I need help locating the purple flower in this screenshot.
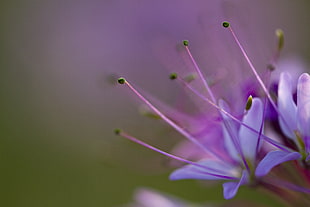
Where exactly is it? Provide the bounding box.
[116,20,310,201]
[255,72,310,177]
[170,98,264,199]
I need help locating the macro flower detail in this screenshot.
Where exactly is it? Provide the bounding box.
[170,98,264,199]
[116,21,310,204]
[256,72,310,177]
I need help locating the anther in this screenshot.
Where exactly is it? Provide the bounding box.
[114,128,122,135]
[139,106,161,120]
[183,40,189,46]
[245,95,253,111]
[222,21,230,28]
[169,73,178,80]
[117,77,126,84]
[275,29,284,51]
[184,73,197,83]
[267,64,276,71]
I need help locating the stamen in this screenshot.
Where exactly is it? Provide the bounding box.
[139,105,161,120]
[116,129,237,180]
[182,40,189,46]
[170,76,246,172]
[182,40,216,102]
[222,22,275,107]
[222,21,230,28]
[223,22,293,139]
[177,77,290,152]
[245,95,253,111]
[169,73,178,80]
[118,77,126,84]
[276,29,284,51]
[117,77,223,159]
[184,73,197,83]
[268,29,285,71]
[114,128,122,135]
[182,36,250,170]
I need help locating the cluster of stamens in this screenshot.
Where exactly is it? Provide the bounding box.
[114,21,310,198]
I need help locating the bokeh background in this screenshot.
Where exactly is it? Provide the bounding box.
[1,0,310,206]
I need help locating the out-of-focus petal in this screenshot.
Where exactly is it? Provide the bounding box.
[297,73,310,151]
[238,98,263,162]
[169,159,238,181]
[133,188,195,207]
[255,151,301,177]
[223,170,248,199]
[278,72,297,140]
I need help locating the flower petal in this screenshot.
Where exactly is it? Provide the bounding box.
[297,73,310,151]
[278,72,297,140]
[223,170,248,199]
[169,160,237,181]
[255,151,301,177]
[238,98,263,162]
[134,188,191,207]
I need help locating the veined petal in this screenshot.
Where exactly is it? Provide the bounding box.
[218,99,239,161]
[169,160,238,181]
[223,170,248,199]
[297,73,310,151]
[278,72,297,140]
[239,98,263,162]
[255,151,301,177]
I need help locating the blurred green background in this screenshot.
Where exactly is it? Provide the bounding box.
[1,0,310,206]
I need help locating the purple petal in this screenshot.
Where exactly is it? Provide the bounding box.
[134,188,190,207]
[238,98,263,162]
[297,73,310,151]
[278,72,297,140]
[223,170,248,199]
[218,99,239,161]
[255,151,301,177]
[169,160,237,181]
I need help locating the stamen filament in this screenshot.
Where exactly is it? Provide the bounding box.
[120,78,223,159]
[224,23,294,143]
[183,43,216,103]
[184,43,249,171]
[118,130,237,180]
[178,77,290,152]
[226,25,277,111]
